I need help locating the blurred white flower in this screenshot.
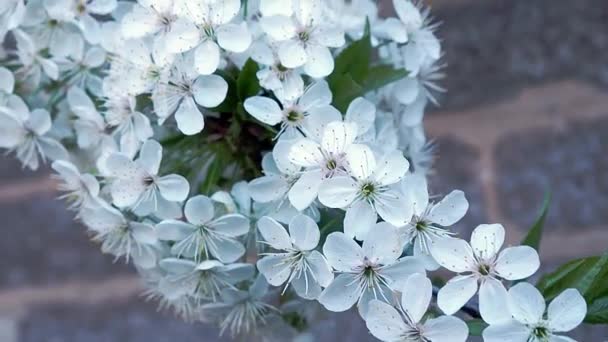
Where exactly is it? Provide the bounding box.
[156,195,249,263]
[52,160,100,210]
[105,139,190,217]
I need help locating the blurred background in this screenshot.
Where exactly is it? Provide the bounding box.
[1,0,607,341]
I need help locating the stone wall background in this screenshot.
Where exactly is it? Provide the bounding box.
[1,0,607,341]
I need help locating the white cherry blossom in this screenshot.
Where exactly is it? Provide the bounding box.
[256,215,333,299]
[319,145,412,239]
[52,160,100,210]
[366,273,469,342]
[483,283,587,342]
[156,195,249,263]
[105,139,190,218]
[432,224,540,324]
[43,0,117,44]
[259,0,345,78]
[319,223,425,317]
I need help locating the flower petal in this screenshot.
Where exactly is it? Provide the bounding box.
[507,282,546,325]
[373,150,409,186]
[288,170,323,211]
[423,315,469,342]
[317,176,358,208]
[192,75,228,108]
[365,300,408,341]
[243,96,283,125]
[482,320,532,342]
[343,200,377,240]
[194,40,221,75]
[321,121,358,155]
[303,44,334,78]
[547,289,587,332]
[345,97,375,135]
[249,175,288,203]
[175,96,204,135]
[257,254,292,286]
[470,223,505,260]
[217,23,251,53]
[322,232,363,272]
[288,214,320,251]
[157,174,190,202]
[184,195,215,225]
[318,273,360,312]
[479,278,511,324]
[288,138,324,167]
[495,246,540,281]
[363,222,402,265]
[156,220,194,241]
[306,250,334,287]
[437,274,478,315]
[345,144,376,181]
[257,216,292,250]
[431,237,476,273]
[278,39,307,68]
[427,190,469,226]
[401,273,432,323]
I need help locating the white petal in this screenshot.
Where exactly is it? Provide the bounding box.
[345,144,376,181]
[137,139,162,175]
[495,246,540,281]
[278,39,307,68]
[431,237,476,273]
[423,316,469,342]
[288,138,324,167]
[550,336,577,342]
[259,15,297,40]
[192,75,228,108]
[156,220,194,241]
[317,176,358,208]
[175,96,204,135]
[184,195,215,226]
[210,214,249,237]
[507,282,546,325]
[248,175,288,202]
[259,0,293,16]
[318,273,360,312]
[257,216,292,250]
[365,300,408,341]
[300,105,342,141]
[121,5,161,39]
[314,25,345,48]
[217,23,251,53]
[243,96,283,125]
[0,67,15,93]
[163,18,200,54]
[376,17,408,43]
[345,97,376,135]
[373,150,409,186]
[363,223,402,265]
[547,289,587,332]
[322,232,363,272]
[306,250,333,287]
[131,222,157,244]
[194,40,221,75]
[257,254,292,286]
[27,108,52,136]
[401,173,429,215]
[291,267,322,300]
[437,274,478,315]
[470,223,505,260]
[343,200,377,240]
[157,174,190,202]
[159,258,196,274]
[303,44,334,78]
[380,256,426,288]
[401,273,432,323]
[207,236,245,263]
[288,170,323,211]
[288,214,320,251]
[0,114,24,148]
[375,189,412,227]
[298,80,333,109]
[482,321,531,342]
[321,121,357,155]
[479,278,511,324]
[427,190,469,226]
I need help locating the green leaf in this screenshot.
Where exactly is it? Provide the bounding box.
[586,296,608,324]
[361,65,409,94]
[466,320,487,336]
[331,32,371,83]
[328,73,364,112]
[521,191,551,251]
[237,59,260,101]
[537,251,608,301]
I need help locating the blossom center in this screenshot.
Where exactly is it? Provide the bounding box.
[531,325,550,340]
[286,110,304,123]
[297,30,310,43]
[360,182,376,198]
[478,263,492,276]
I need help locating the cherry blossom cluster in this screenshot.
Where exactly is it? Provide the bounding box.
[0,0,588,341]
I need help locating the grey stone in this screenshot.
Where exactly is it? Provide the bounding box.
[0,193,132,289]
[429,138,488,237]
[18,299,376,342]
[0,155,48,183]
[495,118,608,231]
[430,0,608,110]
